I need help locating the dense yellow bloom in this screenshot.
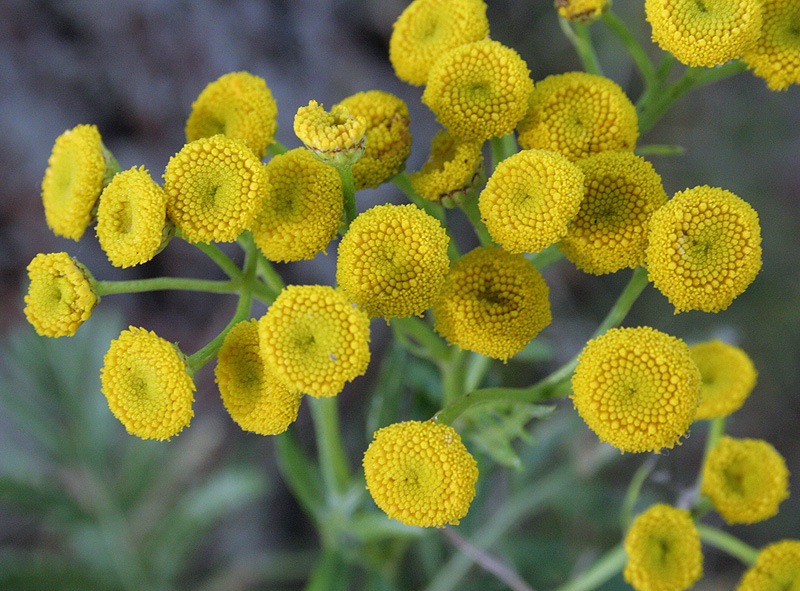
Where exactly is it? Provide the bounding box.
[572,327,701,453]
[24,252,97,338]
[250,148,342,262]
[737,540,800,591]
[293,100,366,167]
[422,38,533,141]
[336,204,450,318]
[215,319,302,435]
[336,91,412,191]
[743,0,800,91]
[432,246,552,360]
[691,340,757,420]
[559,152,667,275]
[185,71,278,159]
[163,135,267,243]
[646,186,762,313]
[409,130,484,204]
[96,166,170,268]
[41,124,111,240]
[624,504,703,591]
[645,0,762,67]
[258,285,371,398]
[701,436,789,525]
[101,327,195,440]
[517,72,638,161]
[389,0,489,86]
[363,420,478,527]
[556,0,608,23]
[479,149,584,253]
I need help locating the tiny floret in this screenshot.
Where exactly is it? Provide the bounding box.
[215,319,302,435]
[101,327,195,440]
[185,71,278,159]
[571,326,701,453]
[690,340,757,420]
[258,285,371,398]
[556,0,608,23]
[409,130,484,205]
[737,540,800,591]
[422,38,533,141]
[363,420,478,527]
[336,204,450,318]
[293,100,366,167]
[24,252,98,338]
[701,436,789,525]
[624,504,703,591]
[646,186,762,313]
[742,0,800,91]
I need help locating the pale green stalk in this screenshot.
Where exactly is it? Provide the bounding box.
[309,396,351,498]
[551,543,626,591]
[559,18,603,76]
[96,277,239,296]
[696,524,759,565]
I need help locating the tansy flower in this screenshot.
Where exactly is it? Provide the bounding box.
[559,152,667,275]
[363,420,478,528]
[432,246,552,360]
[250,148,342,262]
[742,0,800,91]
[409,130,484,205]
[691,340,757,420]
[645,0,762,67]
[422,38,533,141]
[571,326,701,453]
[96,166,171,268]
[336,204,450,318]
[646,186,762,313]
[185,71,278,159]
[623,504,703,591]
[556,0,608,23]
[41,124,116,240]
[701,436,789,525]
[293,100,366,168]
[336,91,412,191]
[389,0,489,86]
[215,319,302,435]
[479,149,584,254]
[101,327,195,440]
[517,72,639,161]
[737,540,800,591]
[24,252,98,338]
[163,135,267,243]
[258,285,371,398]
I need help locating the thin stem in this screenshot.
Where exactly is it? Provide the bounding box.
[443,529,535,591]
[441,348,468,407]
[620,455,659,529]
[692,416,726,515]
[391,315,452,362]
[489,135,517,173]
[95,277,239,296]
[601,11,657,89]
[551,543,626,591]
[559,18,603,76]
[309,397,351,498]
[634,144,686,157]
[255,252,286,295]
[336,165,358,232]
[267,140,289,156]
[460,196,492,246]
[274,430,324,520]
[194,241,244,280]
[527,245,564,271]
[696,524,759,566]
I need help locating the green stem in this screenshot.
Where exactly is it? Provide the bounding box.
[601,11,657,89]
[559,18,603,76]
[193,241,244,280]
[304,548,350,591]
[634,144,686,157]
[95,277,239,296]
[336,165,358,232]
[268,140,289,156]
[309,397,351,498]
[274,430,324,520]
[489,135,517,172]
[696,524,759,566]
[527,245,564,271]
[692,416,726,515]
[391,315,452,362]
[620,455,658,529]
[552,543,626,591]
[441,349,468,407]
[460,196,492,247]
[255,251,286,295]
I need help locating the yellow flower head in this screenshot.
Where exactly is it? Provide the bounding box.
[24,252,98,338]
[185,71,278,159]
[572,326,701,453]
[432,246,552,361]
[101,327,195,440]
[96,166,171,268]
[743,0,800,91]
[645,0,762,67]
[559,152,668,275]
[409,130,484,205]
[556,0,608,23]
[336,204,450,318]
[389,0,489,86]
[215,319,302,435]
[363,420,478,527]
[293,100,366,167]
[422,38,533,141]
[250,148,342,262]
[258,285,371,398]
[41,124,113,240]
[479,149,584,254]
[737,540,800,591]
[691,340,757,420]
[163,135,267,243]
[624,504,703,591]
[517,72,639,161]
[336,91,412,191]
[701,436,789,525]
[646,186,762,313]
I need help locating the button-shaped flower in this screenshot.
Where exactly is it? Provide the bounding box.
[556,0,608,23]
[743,0,800,91]
[293,100,366,168]
[690,340,757,420]
[737,540,800,591]
[409,130,484,205]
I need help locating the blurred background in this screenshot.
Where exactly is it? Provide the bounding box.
[1,1,798,590]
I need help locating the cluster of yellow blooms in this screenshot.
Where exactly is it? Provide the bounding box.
[22,0,799,577]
